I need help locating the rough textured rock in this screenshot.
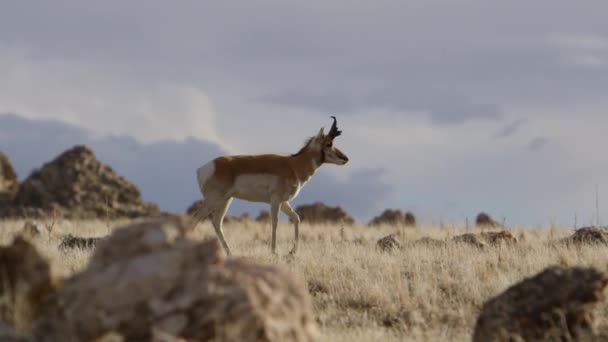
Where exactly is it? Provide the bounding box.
[20,222,41,240]
[0,151,19,207]
[2,145,159,219]
[256,210,271,223]
[479,230,518,246]
[561,226,608,246]
[185,199,205,217]
[452,233,486,249]
[368,209,416,227]
[295,202,354,225]
[476,212,500,227]
[411,237,447,248]
[377,234,401,251]
[58,234,106,251]
[36,218,318,342]
[0,322,31,342]
[473,266,608,341]
[0,237,57,333]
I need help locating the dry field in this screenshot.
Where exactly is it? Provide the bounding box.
[2,219,608,341]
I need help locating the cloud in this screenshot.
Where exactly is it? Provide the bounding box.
[0,45,224,148]
[528,137,549,151]
[261,88,503,125]
[496,119,528,138]
[547,32,608,50]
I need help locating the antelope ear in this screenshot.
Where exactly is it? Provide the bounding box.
[316,127,325,140]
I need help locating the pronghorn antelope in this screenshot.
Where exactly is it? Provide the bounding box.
[193,116,349,256]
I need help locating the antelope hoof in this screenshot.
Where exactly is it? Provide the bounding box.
[289,247,298,255]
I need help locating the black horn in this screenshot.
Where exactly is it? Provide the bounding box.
[328,115,342,139]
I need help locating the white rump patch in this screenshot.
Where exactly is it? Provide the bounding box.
[196,161,215,191]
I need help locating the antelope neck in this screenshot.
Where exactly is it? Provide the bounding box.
[292,150,322,184]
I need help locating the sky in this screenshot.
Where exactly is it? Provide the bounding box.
[1,1,608,226]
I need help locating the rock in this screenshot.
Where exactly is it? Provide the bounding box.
[255,210,271,223]
[476,212,501,227]
[36,218,318,341]
[473,266,608,341]
[223,212,251,224]
[479,230,517,246]
[295,202,354,225]
[21,222,42,239]
[0,237,57,333]
[452,233,486,249]
[369,209,416,227]
[377,234,401,251]
[185,199,205,217]
[0,322,31,342]
[2,145,159,219]
[411,237,447,248]
[561,226,608,246]
[58,234,106,251]
[0,151,19,207]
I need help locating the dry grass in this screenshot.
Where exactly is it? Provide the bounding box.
[2,219,608,341]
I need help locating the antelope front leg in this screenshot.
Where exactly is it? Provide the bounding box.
[270,201,282,255]
[281,202,300,255]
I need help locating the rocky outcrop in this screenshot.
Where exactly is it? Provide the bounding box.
[0,237,57,333]
[0,218,318,341]
[1,145,159,219]
[452,233,487,249]
[452,231,517,248]
[479,230,518,246]
[368,209,416,227]
[476,212,501,227]
[474,266,608,341]
[295,202,354,225]
[376,234,400,252]
[0,151,19,207]
[560,226,608,246]
[256,210,271,223]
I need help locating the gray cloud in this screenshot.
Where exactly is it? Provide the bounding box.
[496,119,528,138]
[528,137,549,151]
[262,88,503,125]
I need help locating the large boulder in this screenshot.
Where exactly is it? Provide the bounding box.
[476,212,501,227]
[452,231,517,248]
[2,145,159,219]
[255,210,271,223]
[295,202,354,225]
[368,209,416,227]
[0,237,57,333]
[35,218,318,341]
[561,226,608,246]
[0,151,19,207]
[474,266,608,341]
[376,234,401,252]
[479,230,517,246]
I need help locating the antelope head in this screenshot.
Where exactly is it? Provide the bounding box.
[314,116,349,165]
